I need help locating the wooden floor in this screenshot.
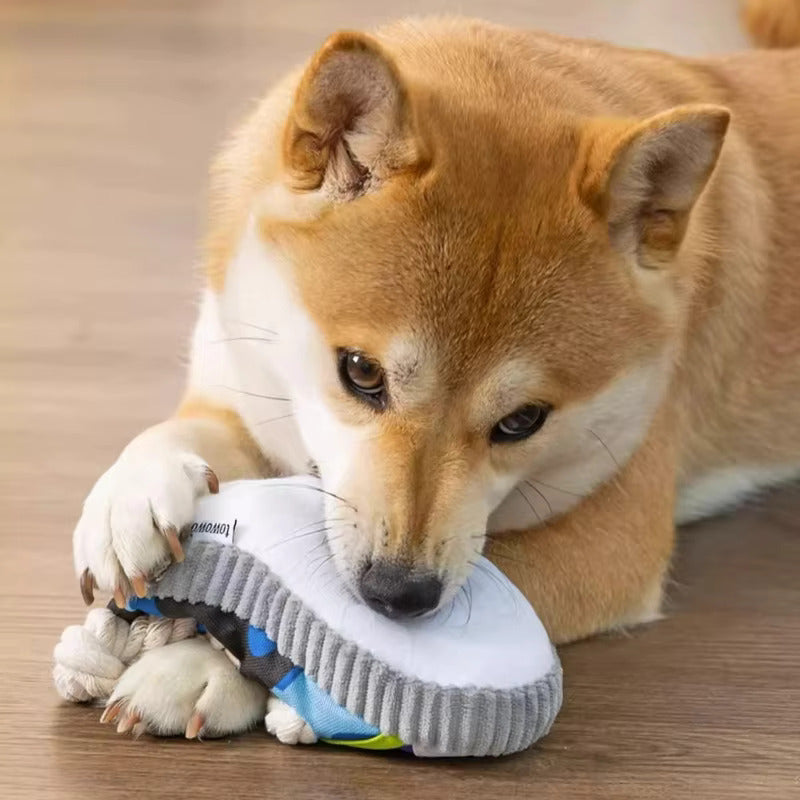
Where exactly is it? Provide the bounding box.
[1,1,798,798]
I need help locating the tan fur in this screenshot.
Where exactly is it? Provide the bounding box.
[176,398,277,480]
[743,0,800,47]
[168,15,800,642]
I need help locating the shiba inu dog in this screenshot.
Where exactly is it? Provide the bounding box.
[71,4,800,739]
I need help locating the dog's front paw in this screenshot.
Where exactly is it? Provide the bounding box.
[103,638,268,738]
[265,696,317,745]
[73,441,218,603]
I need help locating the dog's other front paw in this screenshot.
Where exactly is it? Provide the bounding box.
[73,438,218,604]
[103,638,267,738]
[265,696,317,745]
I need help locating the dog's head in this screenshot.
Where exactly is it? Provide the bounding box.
[228,30,728,617]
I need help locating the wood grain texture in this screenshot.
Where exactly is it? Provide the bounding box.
[0,2,797,798]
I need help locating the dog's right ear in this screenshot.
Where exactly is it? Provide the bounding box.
[281,32,427,202]
[578,105,730,269]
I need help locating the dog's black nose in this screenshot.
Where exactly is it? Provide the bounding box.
[359,560,442,619]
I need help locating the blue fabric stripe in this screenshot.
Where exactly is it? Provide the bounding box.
[247,626,276,657]
[272,670,380,740]
[127,597,161,616]
[275,665,302,690]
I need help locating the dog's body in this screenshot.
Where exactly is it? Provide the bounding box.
[73,9,800,738]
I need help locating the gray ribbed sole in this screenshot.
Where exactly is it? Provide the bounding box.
[155,542,562,756]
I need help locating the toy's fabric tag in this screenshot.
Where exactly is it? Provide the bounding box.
[188,516,238,545]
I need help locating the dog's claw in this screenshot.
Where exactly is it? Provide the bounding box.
[184,712,204,740]
[131,575,148,598]
[113,585,127,609]
[164,527,184,563]
[100,700,124,724]
[205,468,219,495]
[116,711,141,735]
[79,568,95,605]
[132,721,148,739]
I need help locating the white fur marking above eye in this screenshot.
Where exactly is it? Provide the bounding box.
[469,358,546,430]
[383,334,437,409]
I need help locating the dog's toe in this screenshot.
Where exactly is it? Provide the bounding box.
[265,696,317,745]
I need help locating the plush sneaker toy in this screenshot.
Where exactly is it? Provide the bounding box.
[55,477,562,757]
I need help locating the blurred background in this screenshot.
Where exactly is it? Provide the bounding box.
[4,3,799,800]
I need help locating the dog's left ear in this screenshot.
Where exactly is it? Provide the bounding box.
[579,105,730,268]
[282,31,427,201]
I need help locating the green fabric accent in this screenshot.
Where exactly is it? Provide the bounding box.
[321,733,405,751]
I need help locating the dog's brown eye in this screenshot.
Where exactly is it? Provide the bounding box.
[491,404,550,443]
[338,349,386,408]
